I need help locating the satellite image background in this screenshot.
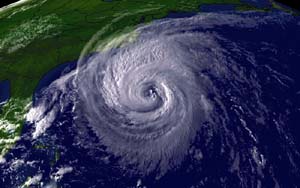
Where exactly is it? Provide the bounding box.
[0,0,300,187]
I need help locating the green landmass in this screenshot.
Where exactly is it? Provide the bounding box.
[0,0,250,99]
[0,0,295,159]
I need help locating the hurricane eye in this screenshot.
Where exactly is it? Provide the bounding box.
[143,85,157,99]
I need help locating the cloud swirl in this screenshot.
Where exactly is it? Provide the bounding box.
[75,21,216,175]
[24,12,300,185]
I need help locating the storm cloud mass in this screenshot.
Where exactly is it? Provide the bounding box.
[11,12,300,187]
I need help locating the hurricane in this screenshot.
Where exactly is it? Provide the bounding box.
[72,11,300,180]
[2,11,300,187]
[75,21,214,176]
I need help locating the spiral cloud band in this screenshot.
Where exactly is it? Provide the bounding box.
[76,23,215,175]
[23,12,300,186]
[75,12,280,176]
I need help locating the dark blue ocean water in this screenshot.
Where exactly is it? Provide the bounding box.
[200,4,236,12]
[240,0,272,8]
[0,80,10,106]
